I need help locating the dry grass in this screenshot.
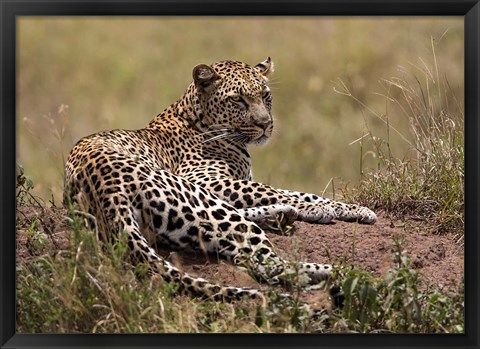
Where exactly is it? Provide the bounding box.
[339,37,464,237]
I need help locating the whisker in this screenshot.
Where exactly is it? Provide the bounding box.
[196,123,235,137]
[198,128,229,136]
[201,132,231,144]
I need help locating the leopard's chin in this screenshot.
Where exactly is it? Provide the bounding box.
[249,134,271,146]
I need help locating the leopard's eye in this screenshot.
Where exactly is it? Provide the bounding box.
[230,95,243,102]
[229,95,247,108]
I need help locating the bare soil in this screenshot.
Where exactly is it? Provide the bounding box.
[16,206,464,295]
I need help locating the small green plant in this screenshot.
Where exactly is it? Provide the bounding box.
[16,163,37,206]
[24,217,48,255]
[420,285,465,333]
[380,235,422,332]
[341,268,378,331]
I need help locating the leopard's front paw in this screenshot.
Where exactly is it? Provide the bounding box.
[298,204,336,224]
[334,203,377,224]
[357,207,377,224]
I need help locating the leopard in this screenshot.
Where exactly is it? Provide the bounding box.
[63,57,377,306]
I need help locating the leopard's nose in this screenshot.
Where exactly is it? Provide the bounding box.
[254,118,272,131]
[250,103,272,130]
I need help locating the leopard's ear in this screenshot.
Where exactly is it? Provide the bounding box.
[193,64,220,91]
[254,57,274,76]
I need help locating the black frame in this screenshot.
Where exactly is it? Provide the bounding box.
[1,1,478,348]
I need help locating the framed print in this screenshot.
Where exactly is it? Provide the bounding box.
[1,1,478,348]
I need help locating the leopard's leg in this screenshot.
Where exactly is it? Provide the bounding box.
[237,204,298,231]
[275,189,377,224]
[183,174,376,225]
[182,175,337,224]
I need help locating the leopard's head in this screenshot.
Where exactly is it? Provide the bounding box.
[191,58,274,146]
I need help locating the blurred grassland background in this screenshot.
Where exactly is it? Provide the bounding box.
[17,17,464,204]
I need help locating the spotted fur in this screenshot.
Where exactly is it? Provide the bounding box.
[64,57,376,303]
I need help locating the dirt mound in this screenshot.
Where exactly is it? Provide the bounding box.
[16,206,464,293]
